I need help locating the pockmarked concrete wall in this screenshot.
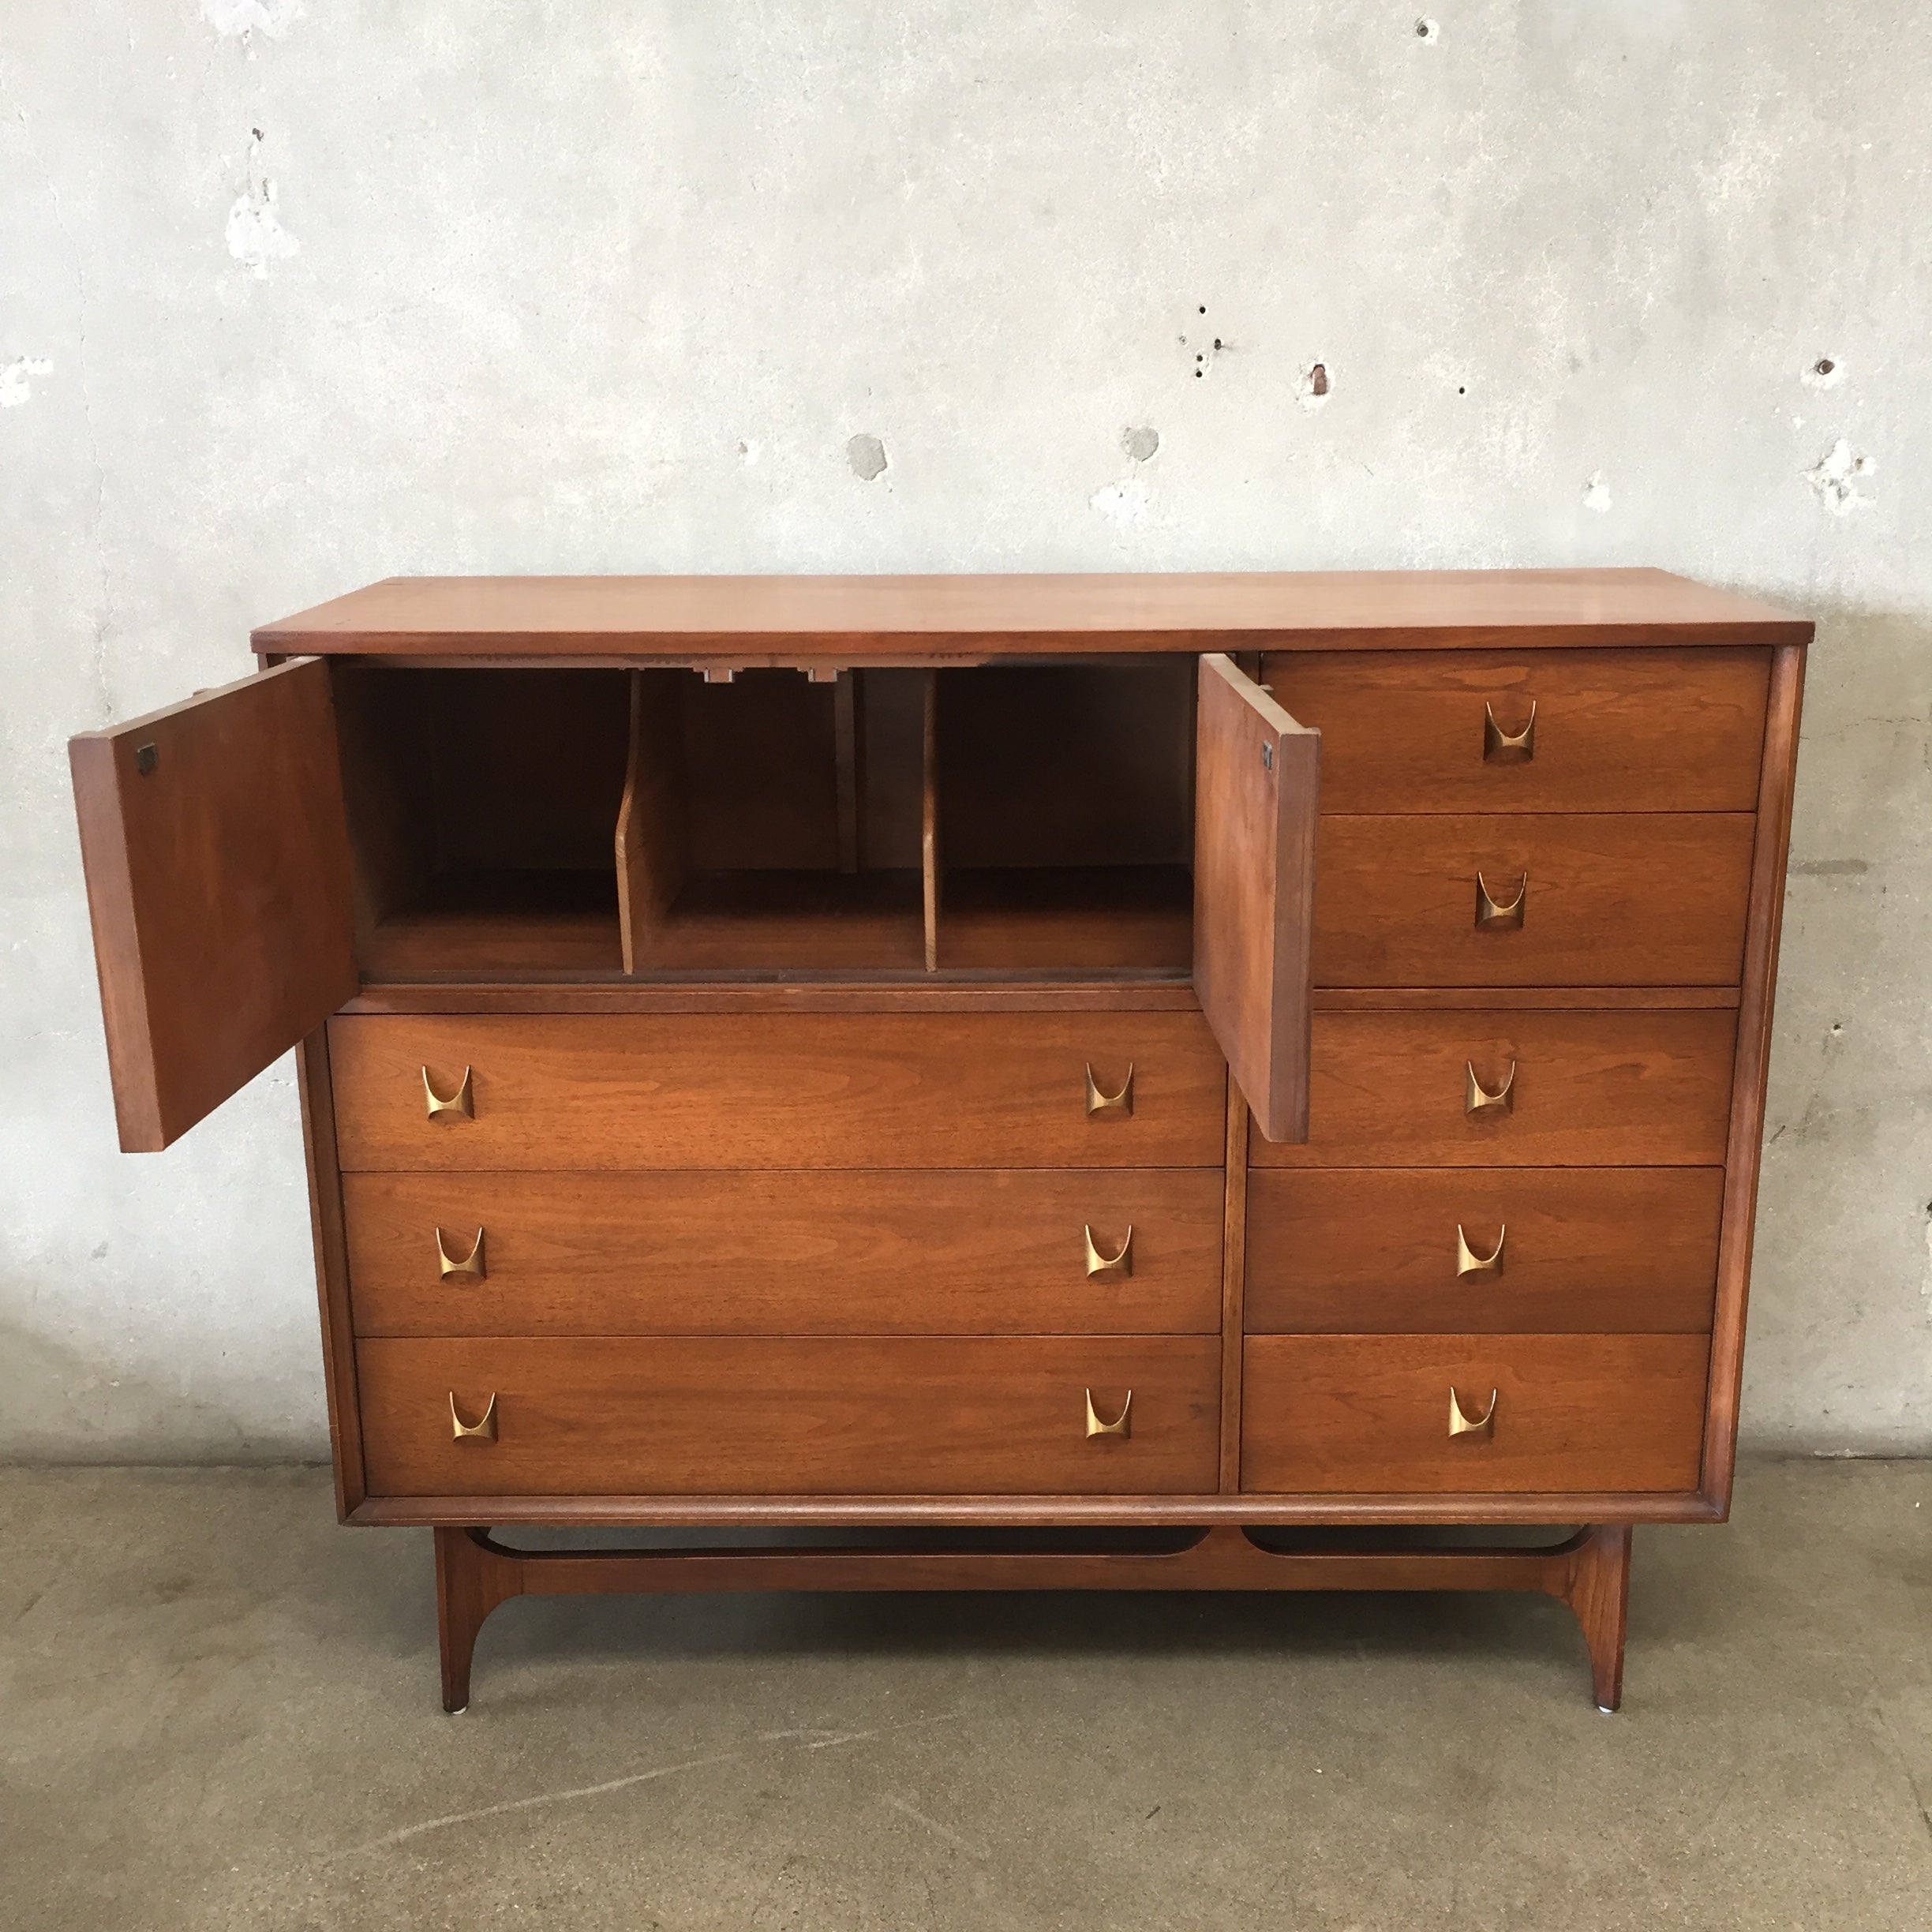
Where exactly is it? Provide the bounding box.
[2,4,1926,1458]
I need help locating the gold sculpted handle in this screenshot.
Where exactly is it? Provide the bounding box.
[1084,1226,1134,1278]
[422,1065,474,1121]
[1084,1062,1135,1116]
[436,1226,487,1281]
[1484,699,1537,762]
[1465,1060,1516,1115]
[1475,871,1528,929]
[1455,1225,1506,1277]
[449,1391,499,1443]
[1448,1387,1497,1439]
[1084,1389,1133,1438]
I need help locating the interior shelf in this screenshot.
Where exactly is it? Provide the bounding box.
[938,866,1193,972]
[361,870,623,978]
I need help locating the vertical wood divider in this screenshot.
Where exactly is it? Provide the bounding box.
[1701,642,1806,1508]
[833,672,862,874]
[615,668,686,975]
[921,669,940,972]
[1219,1077,1249,1492]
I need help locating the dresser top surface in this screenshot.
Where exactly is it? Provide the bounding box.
[254,568,1810,657]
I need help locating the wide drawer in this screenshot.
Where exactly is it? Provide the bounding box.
[345,1169,1224,1337]
[1245,1168,1723,1333]
[358,1336,1221,1496]
[329,1013,1226,1172]
[1261,647,1770,814]
[1241,1334,1709,1493]
[1312,814,1755,987]
[1252,1009,1735,1168]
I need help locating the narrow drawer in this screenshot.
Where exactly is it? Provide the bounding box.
[345,1169,1225,1337]
[329,1013,1226,1172]
[1245,1168,1724,1333]
[1241,1334,1709,1494]
[1312,813,1755,987]
[1252,1010,1735,1168]
[358,1336,1221,1496]
[1261,647,1769,813]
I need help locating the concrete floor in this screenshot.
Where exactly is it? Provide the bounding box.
[1,1462,1926,1931]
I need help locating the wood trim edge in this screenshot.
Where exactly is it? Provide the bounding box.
[350,1490,1722,1528]
[297,1029,365,1518]
[1219,1080,1248,1491]
[1700,642,1805,1511]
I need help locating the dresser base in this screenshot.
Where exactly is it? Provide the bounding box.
[432,1520,1632,1713]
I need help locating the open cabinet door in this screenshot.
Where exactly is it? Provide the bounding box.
[69,657,357,1151]
[1193,654,1320,1143]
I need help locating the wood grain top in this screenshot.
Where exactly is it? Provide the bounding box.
[253,569,1810,657]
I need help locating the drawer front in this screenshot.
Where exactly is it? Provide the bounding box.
[1252,1010,1735,1168]
[1261,648,1769,814]
[358,1336,1221,1496]
[1241,1334,1709,1493]
[329,1013,1226,1172]
[1312,814,1755,987]
[1245,1168,1723,1333]
[345,1170,1224,1337]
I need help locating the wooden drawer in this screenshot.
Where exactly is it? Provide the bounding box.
[1241,1334,1709,1493]
[357,1336,1221,1496]
[1252,1009,1735,1168]
[1261,647,1769,813]
[1245,1168,1723,1333]
[1312,814,1755,987]
[345,1169,1224,1337]
[329,1013,1226,1172]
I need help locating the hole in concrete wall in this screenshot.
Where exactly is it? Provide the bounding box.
[847,434,888,483]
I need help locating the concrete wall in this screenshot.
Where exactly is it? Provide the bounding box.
[2,2,1926,1460]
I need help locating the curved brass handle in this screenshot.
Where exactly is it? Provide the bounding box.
[1084,1389,1133,1438]
[1084,1226,1134,1278]
[1484,699,1537,762]
[449,1391,498,1443]
[1084,1062,1135,1116]
[436,1226,487,1281]
[1455,1224,1506,1276]
[1448,1387,1498,1439]
[422,1065,474,1121]
[1464,1059,1516,1115]
[1475,871,1528,929]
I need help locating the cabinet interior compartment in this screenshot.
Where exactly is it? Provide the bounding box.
[334,658,1194,981]
[335,665,632,975]
[617,668,927,971]
[933,660,1196,972]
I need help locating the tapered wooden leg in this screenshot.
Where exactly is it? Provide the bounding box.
[434,1527,522,1713]
[1554,1524,1633,1713]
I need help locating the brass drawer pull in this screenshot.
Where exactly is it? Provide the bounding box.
[436,1226,487,1281]
[1084,1062,1135,1116]
[422,1065,474,1120]
[1455,1224,1506,1277]
[1465,1059,1516,1115]
[449,1391,498,1443]
[1084,1225,1134,1278]
[1484,699,1537,762]
[1475,871,1528,929]
[1448,1387,1497,1439]
[1084,1389,1133,1438]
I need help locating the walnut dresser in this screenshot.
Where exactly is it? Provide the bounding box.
[68,571,1808,1711]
